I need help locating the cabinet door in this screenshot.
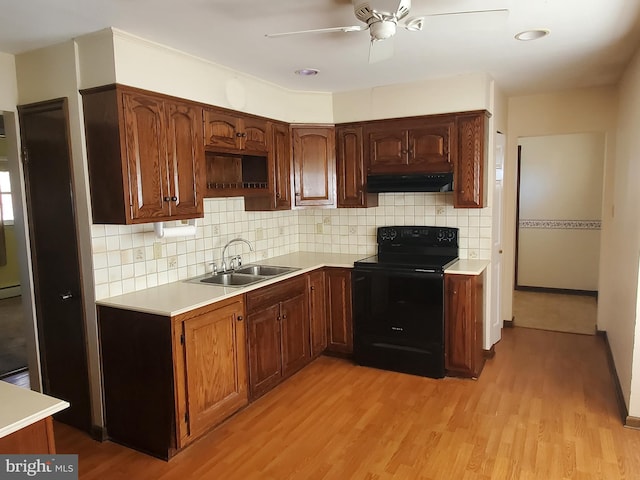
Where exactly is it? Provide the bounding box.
[242,116,269,153]
[367,126,407,173]
[326,268,353,354]
[122,92,170,220]
[244,122,290,211]
[180,300,247,442]
[292,126,336,207]
[408,121,454,172]
[203,109,241,151]
[454,112,487,208]
[308,270,327,357]
[272,122,292,209]
[445,274,483,377]
[280,292,310,377]
[337,126,378,208]
[166,101,203,218]
[247,304,282,399]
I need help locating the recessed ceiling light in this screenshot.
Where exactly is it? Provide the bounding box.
[515,29,550,41]
[295,68,319,76]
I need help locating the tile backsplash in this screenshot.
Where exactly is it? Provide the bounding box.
[92,193,491,300]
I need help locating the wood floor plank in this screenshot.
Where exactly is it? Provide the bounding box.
[53,327,640,479]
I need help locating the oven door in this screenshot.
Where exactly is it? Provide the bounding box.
[352,265,445,378]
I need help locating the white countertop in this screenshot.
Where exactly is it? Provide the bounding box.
[97,251,364,317]
[445,259,490,275]
[0,381,69,438]
[96,251,489,317]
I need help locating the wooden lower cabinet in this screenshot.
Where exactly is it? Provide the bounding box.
[98,296,247,459]
[0,417,56,454]
[173,297,247,446]
[444,272,485,377]
[246,276,310,400]
[325,268,353,354]
[308,269,328,357]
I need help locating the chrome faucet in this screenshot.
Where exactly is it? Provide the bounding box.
[221,237,254,272]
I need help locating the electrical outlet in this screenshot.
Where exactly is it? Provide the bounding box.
[213,225,220,235]
[316,223,324,234]
[153,242,163,259]
[256,227,264,240]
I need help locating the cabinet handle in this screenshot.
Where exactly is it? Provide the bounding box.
[295,192,300,197]
[171,196,178,202]
[236,132,243,137]
[60,291,73,301]
[275,192,281,199]
[277,315,281,321]
[310,286,315,291]
[163,196,171,202]
[282,314,287,320]
[237,315,243,322]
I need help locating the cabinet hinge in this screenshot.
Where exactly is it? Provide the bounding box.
[180,333,185,345]
[21,147,29,165]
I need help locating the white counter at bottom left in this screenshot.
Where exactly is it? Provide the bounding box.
[0,381,70,454]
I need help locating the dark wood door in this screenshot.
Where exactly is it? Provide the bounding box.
[280,292,309,377]
[122,92,170,220]
[165,101,203,218]
[18,98,91,432]
[247,303,282,399]
[308,270,327,357]
[292,126,336,207]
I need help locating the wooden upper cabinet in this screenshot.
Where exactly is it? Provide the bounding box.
[244,121,291,211]
[81,84,204,224]
[292,126,336,207]
[336,125,378,208]
[454,111,488,208]
[174,298,247,445]
[203,108,268,154]
[366,117,454,174]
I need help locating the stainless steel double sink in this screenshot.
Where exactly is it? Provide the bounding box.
[187,264,299,288]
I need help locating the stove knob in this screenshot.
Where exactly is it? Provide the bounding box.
[389,229,397,240]
[437,230,445,241]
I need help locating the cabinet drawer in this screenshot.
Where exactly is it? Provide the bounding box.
[246,276,306,313]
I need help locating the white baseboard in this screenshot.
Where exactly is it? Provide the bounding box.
[0,286,21,299]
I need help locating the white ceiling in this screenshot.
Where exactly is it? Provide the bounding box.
[1,0,640,95]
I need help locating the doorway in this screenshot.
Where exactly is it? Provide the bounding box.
[514,133,604,334]
[18,99,91,432]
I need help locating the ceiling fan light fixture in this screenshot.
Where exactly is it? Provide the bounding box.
[369,20,397,40]
[515,29,549,41]
[404,17,424,32]
[295,68,320,76]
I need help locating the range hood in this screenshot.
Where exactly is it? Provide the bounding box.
[366,172,454,193]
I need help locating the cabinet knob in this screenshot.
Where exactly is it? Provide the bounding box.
[236,132,243,137]
[282,314,287,319]
[310,286,315,291]
[275,192,281,199]
[237,315,243,322]
[295,192,300,197]
[163,196,171,202]
[171,196,178,202]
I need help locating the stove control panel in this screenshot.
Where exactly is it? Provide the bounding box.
[377,226,458,247]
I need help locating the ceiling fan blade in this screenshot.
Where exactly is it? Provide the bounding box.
[369,38,395,64]
[420,8,509,19]
[265,25,367,38]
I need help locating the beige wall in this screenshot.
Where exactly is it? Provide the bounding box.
[600,45,640,417]
[517,133,604,290]
[0,53,18,111]
[505,87,618,323]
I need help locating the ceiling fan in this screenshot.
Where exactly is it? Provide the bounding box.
[265,0,508,63]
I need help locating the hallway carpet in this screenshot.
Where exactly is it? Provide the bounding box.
[513,290,597,335]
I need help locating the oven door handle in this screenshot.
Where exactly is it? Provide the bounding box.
[353,266,443,279]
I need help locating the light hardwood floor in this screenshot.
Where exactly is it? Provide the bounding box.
[54,327,640,479]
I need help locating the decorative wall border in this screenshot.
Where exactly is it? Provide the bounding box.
[519,219,601,230]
